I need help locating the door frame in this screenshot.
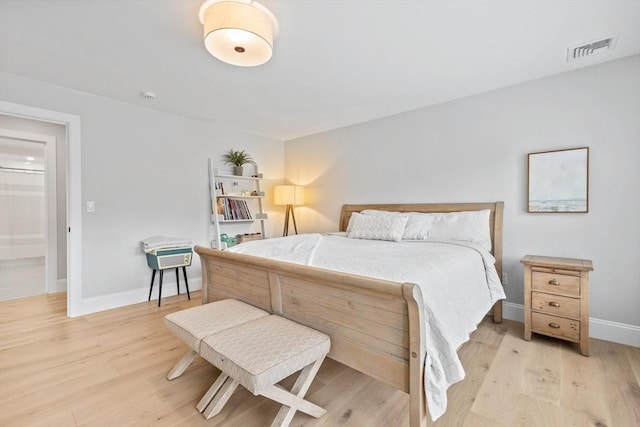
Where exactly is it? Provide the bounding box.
[0,128,57,294]
[0,101,82,317]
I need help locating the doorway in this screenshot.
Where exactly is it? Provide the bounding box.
[0,101,81,317]
[0,128,58,300]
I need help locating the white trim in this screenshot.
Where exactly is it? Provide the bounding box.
[503,302,640,348]
[589,318,640,348]
[71,277,202,317]
[0,128,56,295]
[0,101,82,317]
[503,302,525,323]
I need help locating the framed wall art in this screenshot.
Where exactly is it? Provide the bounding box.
[528,147,589,213]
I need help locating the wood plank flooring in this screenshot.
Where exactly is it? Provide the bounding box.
[0,292,638,426]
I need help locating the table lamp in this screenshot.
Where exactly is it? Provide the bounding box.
[274,185,304,236]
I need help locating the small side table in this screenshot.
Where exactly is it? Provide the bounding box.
[146,247,192,307]
[521,255,593,356]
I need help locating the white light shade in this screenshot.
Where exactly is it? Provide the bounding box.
[199,0,278,67]
[274,185,304,206]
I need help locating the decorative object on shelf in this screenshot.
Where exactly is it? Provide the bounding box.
[274,185,304,236]
[528,147,589,213]
[221,148,255,176]
[236,232,263,243]
[198,0,279,67]
[219,233,237,248]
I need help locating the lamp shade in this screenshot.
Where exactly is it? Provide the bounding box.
[199,0,279,67]
[274,185,304,206]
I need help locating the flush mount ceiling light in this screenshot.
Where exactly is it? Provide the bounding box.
[198,0,279,67]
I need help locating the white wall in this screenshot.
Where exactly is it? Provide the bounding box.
[0,114,67,280]
[285,55,640,332]
[0,72,284,307]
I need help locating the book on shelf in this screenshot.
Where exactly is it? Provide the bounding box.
[219,198,253,220]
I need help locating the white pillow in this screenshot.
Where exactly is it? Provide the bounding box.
[345,210,396,232]
[402,214,437,240]
[347,212,408,242]
[429,209,492,250]
[358,210,435,240]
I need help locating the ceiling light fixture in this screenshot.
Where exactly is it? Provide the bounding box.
[198,0,279,67]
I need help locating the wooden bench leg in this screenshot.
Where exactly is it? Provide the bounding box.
[166,349,197,381]
[196,372,229,412]
[201,375,240,419]
[266,355,328,427]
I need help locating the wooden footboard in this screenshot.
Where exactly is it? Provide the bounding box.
[196,246,429,427]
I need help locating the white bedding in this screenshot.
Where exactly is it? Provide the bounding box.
[228,233,505,421]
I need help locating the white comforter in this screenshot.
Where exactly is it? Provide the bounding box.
[228,233,505,420]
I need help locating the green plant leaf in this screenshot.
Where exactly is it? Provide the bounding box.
[221,149,256,166]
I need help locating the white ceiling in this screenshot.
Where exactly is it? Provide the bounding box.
[1,1,639,141]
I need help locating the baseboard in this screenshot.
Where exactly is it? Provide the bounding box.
[503,302,525,323]
[503,302,640,348]
[70,276,202,317]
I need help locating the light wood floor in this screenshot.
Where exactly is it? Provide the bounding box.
[1,292,638,427]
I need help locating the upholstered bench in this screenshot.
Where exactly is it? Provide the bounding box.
[197,315,331,427]
[164,299,269,380]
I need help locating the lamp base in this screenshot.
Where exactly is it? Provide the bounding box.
[282,204,298,237]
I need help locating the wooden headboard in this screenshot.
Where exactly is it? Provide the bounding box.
[339,202,504,279]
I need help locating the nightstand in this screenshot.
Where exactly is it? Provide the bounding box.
[521,255,593,356]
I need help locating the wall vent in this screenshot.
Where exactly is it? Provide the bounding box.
[140,90,157,100]
[567,36,617,62]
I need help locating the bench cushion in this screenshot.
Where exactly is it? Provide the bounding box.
[200,315,331,395]
[164,299,269,352]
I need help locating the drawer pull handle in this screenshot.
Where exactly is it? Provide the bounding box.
[548,302,560,308]
[548,322,560,329]
[548,279,560,286]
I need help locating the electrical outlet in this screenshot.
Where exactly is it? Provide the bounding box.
[502,272,509,285]
[86,201,95,213]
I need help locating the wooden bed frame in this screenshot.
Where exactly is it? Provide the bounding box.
[195,202,504,427]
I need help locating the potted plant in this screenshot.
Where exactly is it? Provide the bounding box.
[222,149,255,176]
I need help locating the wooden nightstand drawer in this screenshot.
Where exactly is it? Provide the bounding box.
[531,269,580,296]
[531,312,580,341]
[531,291,580,319]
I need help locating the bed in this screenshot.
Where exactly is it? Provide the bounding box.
[195,202,504,426]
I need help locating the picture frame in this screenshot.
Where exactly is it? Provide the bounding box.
[528,147,589,213]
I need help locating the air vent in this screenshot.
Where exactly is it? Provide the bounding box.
[140,90,156,100]
[567,36,617,62]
